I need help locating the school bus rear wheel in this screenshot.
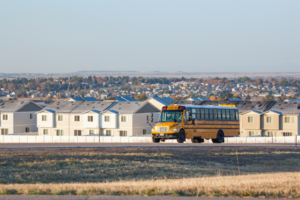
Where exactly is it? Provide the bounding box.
[212,130,224,143]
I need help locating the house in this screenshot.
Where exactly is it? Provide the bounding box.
[101,101,160,137]
[261,101,300,137]
[146,97,172,110]
[239,110,263,137]
[0,101,43,135]
[66,97,99,101]
[36,101,160,137]
[36,101,113,136]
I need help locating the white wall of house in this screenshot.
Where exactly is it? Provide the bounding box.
[37,112,55,128]
[83,113,100,128]
[101,113,118,128]
[0,112,14,134]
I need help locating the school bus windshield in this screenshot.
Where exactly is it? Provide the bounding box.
[159,110,184,122]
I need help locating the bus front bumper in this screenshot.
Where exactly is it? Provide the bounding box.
[152,133,179,139]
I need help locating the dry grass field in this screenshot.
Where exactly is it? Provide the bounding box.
[0,146,299,197]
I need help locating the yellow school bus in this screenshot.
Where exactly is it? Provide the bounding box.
[151,104,239,143]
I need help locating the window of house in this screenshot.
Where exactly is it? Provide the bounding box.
[249,131,255,136]
[105,130,111,136]
[266,116,273,123]
[25,127,30,132]
[104,116,110,122]
[121,116,127,122]
[74,130,82,136]
[267,131,273,137]
[30,114,33,119]
[143,129,147,135]
[89,130,95,135]
[43,129,49,135]
[88,116,93,122]
[1,129,8,135]
[2,114,8,120]
[42,115,47,121]
[283,132,292,136]
[248,116,254,123]
[56,130,64,136]
[74,116,80,121]
[120,130,127,136]
[58,115,63,121]
[284,117,293,123]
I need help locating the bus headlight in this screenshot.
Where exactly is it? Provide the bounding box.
[171,128,179,132]
[151,128,155,132]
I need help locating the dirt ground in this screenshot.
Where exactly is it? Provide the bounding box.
[0,146,299,184]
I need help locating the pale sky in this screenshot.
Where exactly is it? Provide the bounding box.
[1,0,299,73]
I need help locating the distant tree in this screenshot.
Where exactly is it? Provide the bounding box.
[209,96,216,101]
[135,93,147,101]
[106,95,116,100]
[245,95,251,101]
[264,94,274,101]
[79,90,84,96]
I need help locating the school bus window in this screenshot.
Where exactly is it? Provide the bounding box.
[205,109,209,120]
[226,109,230,120]
[217,109,222,120]
[209,109,213,120]
[230,110,235,120]
[160,110,183,122]
[200,109,205,120]
[196,109,200,120]
[235,110,239,120]
[222,109,226,120]
[213,109,218,120]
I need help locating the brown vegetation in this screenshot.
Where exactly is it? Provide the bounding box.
[0,147,299,197]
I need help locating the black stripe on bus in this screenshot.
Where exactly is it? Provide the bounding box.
[184,127,240,130]
[184,123,239,126]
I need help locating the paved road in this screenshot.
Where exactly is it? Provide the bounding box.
[0,143,297,148]
[0,196,297,200]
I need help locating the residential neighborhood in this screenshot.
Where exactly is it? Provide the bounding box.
[0,97,300,138]
[1,76,300,103]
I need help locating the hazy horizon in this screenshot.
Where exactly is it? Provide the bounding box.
[1,0,300,73]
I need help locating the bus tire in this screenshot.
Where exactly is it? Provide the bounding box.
[212,130,224,143]
[177,130,185,143]
[152,138,160,143]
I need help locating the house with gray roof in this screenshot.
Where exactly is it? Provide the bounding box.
[101,101,160,137]
[36,100,160,137]
[0,101,43,135]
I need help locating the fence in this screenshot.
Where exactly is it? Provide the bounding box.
[0,135,299,144]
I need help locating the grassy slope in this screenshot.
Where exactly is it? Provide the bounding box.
[0,147,299,197]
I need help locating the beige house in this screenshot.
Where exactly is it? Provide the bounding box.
[36,101,113,136]
[36,101,160,137]
[240,110,263,137]
[101,101,160,137]
[146,97,172,111]
[240,101,300,137]
[0,101,43,135]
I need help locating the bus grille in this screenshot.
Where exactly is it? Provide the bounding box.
[156,127,169,132]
